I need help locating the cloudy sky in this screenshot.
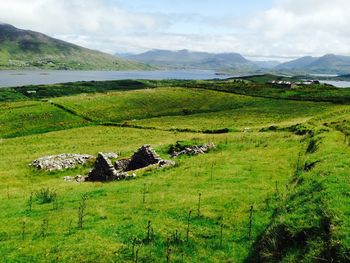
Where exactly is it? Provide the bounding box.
[0,0,349,60]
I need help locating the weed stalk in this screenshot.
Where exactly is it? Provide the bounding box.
[186,210,192,242]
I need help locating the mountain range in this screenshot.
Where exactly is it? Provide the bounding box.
[121,49,350,74]
[121,49,279,72]
[1,23,350,74]
[0,23,150,70]
[275,54,350,74]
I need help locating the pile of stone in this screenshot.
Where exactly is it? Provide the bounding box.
[116,145,174,171]
[31,146,174,183]
[101,152,118,159]
[86,153,132,182]
[170,143,216,158]
[30,154,94,171]
[64,175,87,183]
[86,145,174,182]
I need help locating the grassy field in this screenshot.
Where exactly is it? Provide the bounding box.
[50,88,259,123]
[132,99,344,132]
[0,78,350,262]
[50,87,344,131]
[0,101,89,138]
[0,126,300,262]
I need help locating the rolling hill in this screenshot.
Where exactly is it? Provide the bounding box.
[1,79,350,261]
[121,49,260,72]
[275,54,350,74]
[0,23,151,70]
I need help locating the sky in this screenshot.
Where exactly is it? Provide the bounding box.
[0,0,349,60]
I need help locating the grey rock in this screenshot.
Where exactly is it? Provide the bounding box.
[64,175,88,182]
[101,152,118,159]
[125,173,137,180]
[114,145,175,172]
[114,158,131,171]
[87,153,128,182]
[171,143,216,157]
[125,145,162,171]
[31,154,94,171]
[158,159,176,168]
[64,176,74,182]
[75,174,87,182]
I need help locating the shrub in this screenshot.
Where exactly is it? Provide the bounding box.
[35,187,57,204]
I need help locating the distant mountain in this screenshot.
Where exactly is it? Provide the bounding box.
[252,60,281,69]
[275,54,350,74]
[0,23,150,70]
[121,49,259,72]
[275,56,318,70]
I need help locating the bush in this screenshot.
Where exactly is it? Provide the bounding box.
[35,187,57,204]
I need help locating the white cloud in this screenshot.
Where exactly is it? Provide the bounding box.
[0,0,169,34]
[1,0,350,58]
[248,0,350,56]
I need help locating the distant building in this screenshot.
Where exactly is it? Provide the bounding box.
[268,79,320,88]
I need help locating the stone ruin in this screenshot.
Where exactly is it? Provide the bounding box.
[170,143,216,158]
[31,142,214,183]
[115,145,174,172]
[30,154,94,171]
[86,145,174,182]
[86,153,131,182]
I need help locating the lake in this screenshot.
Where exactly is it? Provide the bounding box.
[1,70,350,88]
[0,70,234,88]
[320,80,350,88]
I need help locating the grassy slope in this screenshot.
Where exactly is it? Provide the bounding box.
[0,25,150,70]
[4,84,344,145]
[0,126,300,262]
[0,101,90,138]
[0,39,151,70]
[183,79,350,104]
[13,80,150,99]
[51,88,260,123]
[0,79,350,261]
[249,127,350,262]
[51,88,344,131]
[133,100,344,132]
[0,88,28,102]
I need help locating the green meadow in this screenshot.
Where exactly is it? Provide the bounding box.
[0,79,350,262]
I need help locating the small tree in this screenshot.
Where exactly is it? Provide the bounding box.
[77,193,88,229]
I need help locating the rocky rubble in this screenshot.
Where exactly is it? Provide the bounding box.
[32,146,174,183]
[170,143,216,157]
[30,154,94,171]
[64,175,87,183]
[115,145,175,172]
[87,153,131,182]
[87,146,172,182]
[101,152,118,159]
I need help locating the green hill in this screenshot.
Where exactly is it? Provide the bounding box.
[0,23,151,70]
[1,79,350,262]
